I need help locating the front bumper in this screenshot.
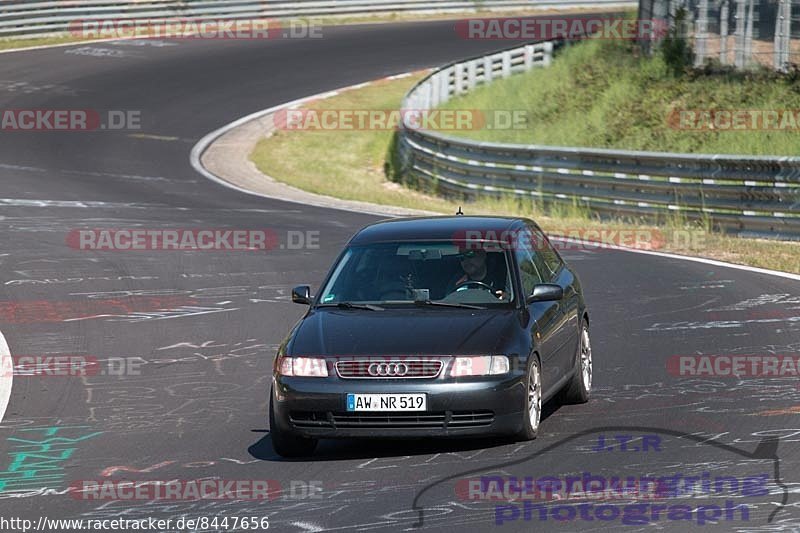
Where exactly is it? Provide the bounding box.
[271,373,527,438]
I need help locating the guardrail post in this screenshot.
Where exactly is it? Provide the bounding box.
[542,42,553,67]
[524,45,534,70]
[454,63,464,95]
[439,67,451,104]
[430,74,440,107]
[423,81,432,109]
[467,60,477,90]
[483,56,494,83]
[501,51,511,77]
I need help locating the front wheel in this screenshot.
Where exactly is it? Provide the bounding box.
[269,392,318,458]
[516,356,541,440]
[561,319,592,404]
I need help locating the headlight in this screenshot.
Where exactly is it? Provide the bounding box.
[278,357,329,377]
[450,356,510,377]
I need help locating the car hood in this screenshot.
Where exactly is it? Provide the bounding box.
[288,308,519,356]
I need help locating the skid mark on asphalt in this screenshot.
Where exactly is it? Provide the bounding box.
[3,271,283,287]
[634,296,720,320]
[110,40,178,48]
[5,275,158,286]
[127,133,192,143]
[64,305,237,323]
[0,80,81,96]
[0,163,177,183]
[64,47,142,59]
[0,296,192,324]
[290,521,324,532]
[0,198,169,209]
[62,168,176,182]
[679,280,736,290]
[646,315,800,331]
[758,406,800,416]
[0,329,11,422]
[709,294,800,311]
[0,163,46,173]
[0,198,302,215]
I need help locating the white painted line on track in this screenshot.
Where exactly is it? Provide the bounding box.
[192,76,800,284]
[0,329,12,423]
[552,237,800,282]
[0,35,181,55]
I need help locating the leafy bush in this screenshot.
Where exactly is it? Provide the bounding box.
[660,7,694,76]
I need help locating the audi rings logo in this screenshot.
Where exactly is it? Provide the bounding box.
[368,362,409,377]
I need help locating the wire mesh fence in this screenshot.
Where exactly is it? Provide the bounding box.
[639,0,800,71]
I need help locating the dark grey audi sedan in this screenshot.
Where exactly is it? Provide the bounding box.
[270,216,591,457]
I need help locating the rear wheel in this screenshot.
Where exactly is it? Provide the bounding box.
[269,392,318,458]
[561,319,592,404]
[517,356,541,440]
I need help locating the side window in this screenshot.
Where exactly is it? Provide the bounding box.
[515,234,545,296]
[531,227,563,278]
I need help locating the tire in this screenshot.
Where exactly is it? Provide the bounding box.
[516,355,542,440]
[560,319,592,404]
[269,392,318,458]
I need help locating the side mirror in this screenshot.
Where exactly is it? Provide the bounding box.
[291,285,312,305]
[526,284,563,304]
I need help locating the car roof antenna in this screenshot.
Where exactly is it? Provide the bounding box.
[456,206,464,216]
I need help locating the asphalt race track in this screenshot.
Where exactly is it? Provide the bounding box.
[0,17,799,533]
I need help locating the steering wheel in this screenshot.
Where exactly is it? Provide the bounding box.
[454,280,494,293]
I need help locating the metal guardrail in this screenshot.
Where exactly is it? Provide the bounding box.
[0,0,635,38]
[396,41,800,238]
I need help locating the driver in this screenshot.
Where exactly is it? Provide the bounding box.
[449,248,508,299]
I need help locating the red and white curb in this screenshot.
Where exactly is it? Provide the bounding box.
[189,69,428,202]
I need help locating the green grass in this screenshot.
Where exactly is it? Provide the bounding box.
[438,38,800,156]
[0,35,89,51]
[250,75,800,274]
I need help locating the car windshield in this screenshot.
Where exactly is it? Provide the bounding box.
[317,241,514,307]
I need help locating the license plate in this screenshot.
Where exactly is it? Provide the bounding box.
[346,393,427,412]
